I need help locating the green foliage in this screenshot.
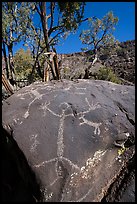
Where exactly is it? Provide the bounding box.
[79,11,119,51]
[14,48,42,81]
[118,146,127,156]
[116,47,127,58]
[2,2,33,44]
[58,2,85,33]
[96,67,121,84]
[64,67,70,74]
[14,48,33,80]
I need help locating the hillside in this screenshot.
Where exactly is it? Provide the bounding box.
[58,40,135,85]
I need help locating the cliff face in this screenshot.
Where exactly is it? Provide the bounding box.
[58,40,135,84]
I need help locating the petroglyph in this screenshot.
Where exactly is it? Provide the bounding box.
[79,116,102,135]
[13,118,19,124]
[24,89,44,118]
[9,117,23,127]
[57,110,66,158]
[76,87,87,90]
[16,92,30,97]
[49,178,59,187]
[57,102,75,158]
[29,134,40,153]
[33,156,80,171]
[85,97,101,110]
[75,92,86,95]
[20,97,25,100]
[40,101,75,159]
[73,97,102,135]
[60,149,107,202]
[76,97,101,117]
[33,158,57,168]
[64,150,107,202]
[2,80,135,202]
[40,101,60,117]
[23,87,103,200]
[62,157,80,171]
[39,96,102,162]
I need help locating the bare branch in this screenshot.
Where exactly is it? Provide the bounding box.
[34,3,41,16]
[46,14,51,20]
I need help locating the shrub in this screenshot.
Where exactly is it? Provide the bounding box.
[96,67,121,84]
[64,67,70,74]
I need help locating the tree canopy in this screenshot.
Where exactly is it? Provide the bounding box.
[80,11,119,52]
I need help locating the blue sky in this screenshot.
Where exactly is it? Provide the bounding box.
[13,2,135,55]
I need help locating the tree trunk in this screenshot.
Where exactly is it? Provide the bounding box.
[40,2,56,81]
[8,43,16,86]
[2,40,9,79]
[53,55,60,80]
[36,61,43,79]
[52,47,60,80]
[29,59,37,83]
[91,52,98,66]
[2,73,14,95]
[84,49,98,79]
[29,54,43,82]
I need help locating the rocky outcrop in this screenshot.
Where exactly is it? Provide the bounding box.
[99,40,135,83]
[2,79,135,202]
[58,40,135,84]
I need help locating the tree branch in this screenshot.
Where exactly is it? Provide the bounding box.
[49,30,64,45]
[79,17,89,23]
[48,25,63,37]
[95,28,107,48]
[34,3,41,16]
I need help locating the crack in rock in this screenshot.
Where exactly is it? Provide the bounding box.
[115,101,135,126]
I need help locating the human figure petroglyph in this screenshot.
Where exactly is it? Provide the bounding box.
[21,88,103,200]
[40,98,102,157]
[37,97,102,190]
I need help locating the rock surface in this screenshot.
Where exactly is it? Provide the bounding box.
[2,79,135,202]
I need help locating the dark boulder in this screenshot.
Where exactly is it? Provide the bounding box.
[2,79,135,202]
